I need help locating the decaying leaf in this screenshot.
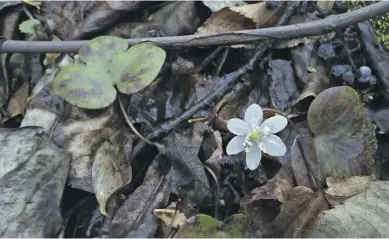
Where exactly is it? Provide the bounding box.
[291,42,314,85]
[325,176,372,206]
[316,0,334,13]
[111,155,171,237]
[197,2,282,36]
[7,82,29,118]
[21,81,66,134]
[175,214,249,238]
[273,186,328,237]
[290,128,317,189]
[307,86,377,185]
[50,105,120,193]
[161,123,212,206]
[268,60,300,112]
[0,127,71,237]
[240,163,296,237]
[294,70,331,112]
[92,132,132,216]
[153,202,187,229]
[304,180,389,237]
[40,2,122,40]
[230,2,284,28]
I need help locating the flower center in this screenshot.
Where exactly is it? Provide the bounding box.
[243,126,270,153]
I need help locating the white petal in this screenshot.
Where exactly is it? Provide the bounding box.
[227,118,250,135]
[244,103,263,127]
[226,135,246,155]
[246,144,262,170]
[258,134,286,156]
[259,115,288,134]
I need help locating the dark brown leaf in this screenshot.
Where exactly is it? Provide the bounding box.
[160,122,212,206]
[240,163,296,237]
[268,60,300,112]
[290,128,317,188]
[40,2,121,40]
[273,186,329,237]
[111,155,171,237]
[291,43,314,86]
[294,70,331,112]
[110,2,201,38]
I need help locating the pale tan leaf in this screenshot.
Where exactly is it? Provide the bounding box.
[317,0,334,13]
[7,82,29,118]
[153,202,187,229]
[324,176,372,205]
[229,2,283,28]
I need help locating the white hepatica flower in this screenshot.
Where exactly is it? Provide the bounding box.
[226,104,288,170]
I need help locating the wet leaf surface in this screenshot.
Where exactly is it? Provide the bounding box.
[268,60,300,112]
[0,127,71,237]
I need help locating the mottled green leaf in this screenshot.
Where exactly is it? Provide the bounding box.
[175,214,249,238]
[112,43,166,94]
[78,35,128,67]
[307,86,376,184]
[18,19,40,35]
[53,63,116,109]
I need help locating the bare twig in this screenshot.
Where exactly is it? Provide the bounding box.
[1,1,389,53]
[204,165,220,221]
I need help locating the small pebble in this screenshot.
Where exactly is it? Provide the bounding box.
[331,64,351,77]
[317,44,335,60]
[342,70,355,85]
[358,66,372,78]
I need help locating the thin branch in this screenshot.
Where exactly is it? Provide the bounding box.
[118,94,155,146]
[1,1,389,53]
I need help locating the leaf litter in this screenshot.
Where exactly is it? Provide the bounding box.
[1,1,389,238]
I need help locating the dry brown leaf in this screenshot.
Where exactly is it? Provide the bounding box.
[229,2,283,28]
[153,202,187,229]
[7,82,29,118]
[317,0,334,13]
[324,176,372,206]
[196,8,255,35]
[273,186,329,237]
[240,163,296,237]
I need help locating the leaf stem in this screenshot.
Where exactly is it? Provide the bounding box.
[118,94,155,146]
